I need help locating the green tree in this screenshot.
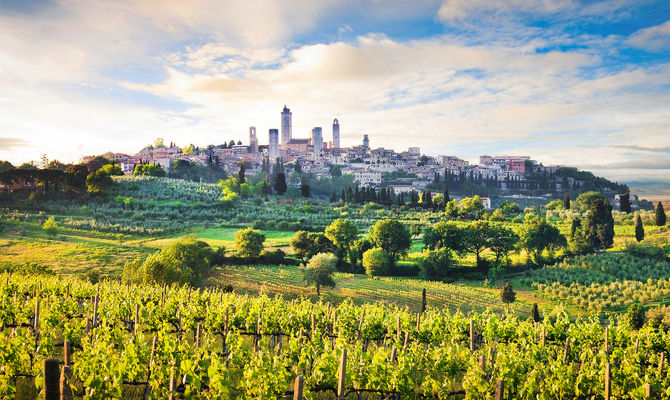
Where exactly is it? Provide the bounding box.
[218,175,241,202]
[421,288,427,313]
[0,160,14,172]
[518,216,567,264]
[86,169,114,195]
[619,192,631,213]
[432,193,445,209]
[574,191,604,212]
[238,164,246,184]
[98,164,123,176]
[656,201,667,227]
[423,221,468,254]
[122,238,214,286]
[487,225,519,266]
[568,226,594,255]
[368,219,411,263]
[42,217,58,239]
[301,183,310,198]
[303,253,337,296]
[182,144,196,155]
[457,196,484,219]
[500,281,516,312]
[420,248,453,279]
[291,231,315,261]
[626,304,645,330]
[325,219,358,263]
[362,248,390,277]
[133,163,166,177]
[563,193,570,210]
[464,221,493,267]
[531,303,540,323]
[348,238,373,272]
[234,227,265,258]
[274,173,287,195]
[634,213,645,242]
[583,197,615,250]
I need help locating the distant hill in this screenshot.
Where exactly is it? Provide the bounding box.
[627,181,670,202]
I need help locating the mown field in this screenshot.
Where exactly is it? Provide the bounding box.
[210,264,530,314]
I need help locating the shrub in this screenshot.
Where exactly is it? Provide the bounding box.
[277,221,290,230]
[84,268,101,284]
[261,249,287,264]
[234,227,265,258]
[122,238,214,286]
[252,220,265,229]
[362,248,390,277]
[626,304,646,330]
[420,248,454,280]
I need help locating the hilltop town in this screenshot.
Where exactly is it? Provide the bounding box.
[89,106,629,204]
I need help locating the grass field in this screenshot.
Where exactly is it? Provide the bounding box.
[139,226,296,251]
[211,263,528,314]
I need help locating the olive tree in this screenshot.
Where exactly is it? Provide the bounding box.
[303,253,337,296]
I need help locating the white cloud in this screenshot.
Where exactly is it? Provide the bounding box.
[437,0,574,22]
[627,20,670,52]
[0,0,669,189]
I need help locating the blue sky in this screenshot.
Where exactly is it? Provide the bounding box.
[0,0,669,193]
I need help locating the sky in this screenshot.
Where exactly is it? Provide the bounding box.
[0,0,669,192]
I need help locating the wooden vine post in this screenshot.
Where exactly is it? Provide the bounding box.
[495,379,504,400]
[658,353,664,376]
[337,349,347,400]
[293,375,304,400]
[134,304,140,335]
[562,338,570,363]
[396,315,401,343]
[168,364,176,400]
[44,359,60,400]
[469,319,475,352]
[644,383,653,399]
[356,310,365,341]
[34,299,40,331]
[604,362,611,400]
[92,287,99,327]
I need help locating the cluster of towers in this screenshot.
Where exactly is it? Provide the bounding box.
[250,106,341,160]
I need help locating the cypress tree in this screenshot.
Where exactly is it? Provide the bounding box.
[301,184,310,198]
[584,198,615,249]
[341,189,346,202]
[274,173,287,195]
[634,213,645,242]
[656,201,667,227]
[237,164,246,184]
[619,192,631,213]
[563,193,570,209]
[421,288,427,314]
[330,192,337,203]
[444,185,450,202]
[500,282,516,312]
[531,303,540,323]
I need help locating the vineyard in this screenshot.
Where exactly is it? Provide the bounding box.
[1,274,669,400]
[519,254,670,312]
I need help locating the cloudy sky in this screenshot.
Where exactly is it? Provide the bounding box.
[0,0,669,190]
